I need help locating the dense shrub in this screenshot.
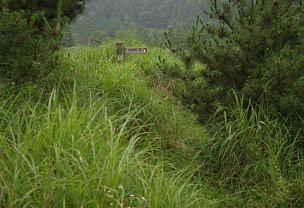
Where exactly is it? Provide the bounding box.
[0,0,86,82]
[166,0,304,120]
[0,9,60,81]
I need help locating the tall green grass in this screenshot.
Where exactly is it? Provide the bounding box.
[60,42,207,159]
[4,40,302,208]
[0,84,213,207]
[206,91,304,207]
[0,41,230,207]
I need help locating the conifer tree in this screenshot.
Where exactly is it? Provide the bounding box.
[0,0,86,82]
[166,0,304,119]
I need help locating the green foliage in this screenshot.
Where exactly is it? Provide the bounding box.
[0,9,59,82]
[59,41,206,153]
[0,0,86,82]
[0,42,230,207]
[156,2,304,205]
[205,91,303,207]
[6,0,85,24]
[2,38,304,207]
[54,40,304,208]
[0,87,207,207]
[166,0,304,121]
[144,45,304,206]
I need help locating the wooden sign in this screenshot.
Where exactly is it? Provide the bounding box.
[124,48,148,54]
[116,42,124,61]
[116,42,147,61]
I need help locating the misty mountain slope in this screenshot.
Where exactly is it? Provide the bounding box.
[64,0,211,45]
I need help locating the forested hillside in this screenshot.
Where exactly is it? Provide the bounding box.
[63,0,211,45]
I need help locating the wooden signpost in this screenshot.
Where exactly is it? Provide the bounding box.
[116,42,147,61]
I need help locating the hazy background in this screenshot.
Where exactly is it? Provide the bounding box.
[63,0,211,46]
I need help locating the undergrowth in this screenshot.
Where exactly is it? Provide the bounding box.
[0,41,227,207]
[205,92,304,207]
[1,40,303,207]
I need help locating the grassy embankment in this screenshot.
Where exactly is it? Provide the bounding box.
[1,40,304,207]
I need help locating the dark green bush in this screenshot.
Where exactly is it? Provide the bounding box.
[166,0,304,120]
[0,0,86,82]
[0,9,60,82]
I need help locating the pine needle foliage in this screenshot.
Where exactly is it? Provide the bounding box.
[0,0,86,82]
[165,0,304,121]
